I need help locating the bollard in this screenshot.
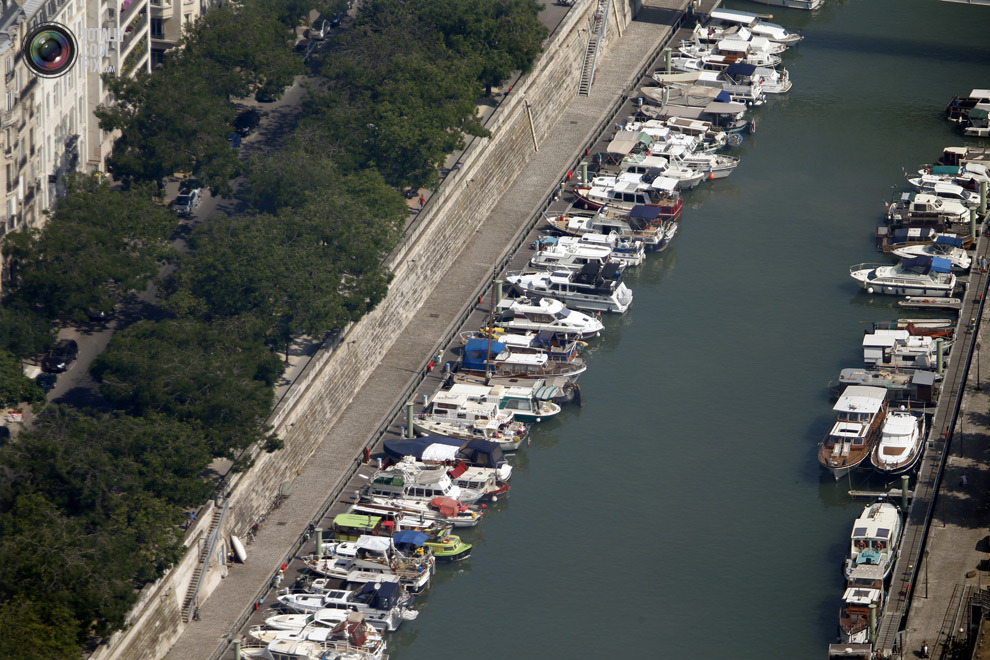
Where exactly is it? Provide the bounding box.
[580,161,589,185]
[234,639,241,660]
[982,180,987,215]
[406,402,414,438]
[664,47,672,74]
[315,527,323,557]
[937,338,944,376]
[869,603,877,644]
[901,474,909,511]
[971,208,978,241]
[495,280,503,306]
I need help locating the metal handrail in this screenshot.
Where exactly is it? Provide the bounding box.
[183,498,228,622]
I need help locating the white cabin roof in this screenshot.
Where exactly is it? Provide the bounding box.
[709,8,759,25]
[862,330,909,349]
[842,587,881,605]
[834,386,887,414]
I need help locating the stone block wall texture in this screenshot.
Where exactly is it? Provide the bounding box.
[89,3,639,659]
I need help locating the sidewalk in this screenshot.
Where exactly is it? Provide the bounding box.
[163,5,689,659]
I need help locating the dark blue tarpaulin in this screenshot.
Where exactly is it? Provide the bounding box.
[629,205,664,220]
[725,62,757,76]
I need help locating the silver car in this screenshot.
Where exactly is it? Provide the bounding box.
[173,187,202,216]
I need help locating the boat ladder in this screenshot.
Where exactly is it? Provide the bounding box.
[180,498,228,622]
[578,0,612,96]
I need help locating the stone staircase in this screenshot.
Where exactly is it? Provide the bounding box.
[180,502,227,622]
[578,0,612,96]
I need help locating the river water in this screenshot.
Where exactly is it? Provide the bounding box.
[390,1,990,657]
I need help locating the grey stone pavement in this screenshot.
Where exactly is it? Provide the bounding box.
[164,5,689,660]
[899,244,990,659]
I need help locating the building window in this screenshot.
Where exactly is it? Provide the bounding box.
[151,17,164,38]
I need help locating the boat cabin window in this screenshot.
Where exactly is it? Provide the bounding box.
[554,309,571,319]
[529,313,554,323]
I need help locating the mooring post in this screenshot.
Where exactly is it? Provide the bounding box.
[665,47,672,74]
[971,208,978,241]
[869,603,877,644]
[234,639,241,660]
[981,180,987,215]
[495,279,503,306]
[315,527,323,557]
[406,402,414,438]
[937,338,944,375]
[580,161,589,185]
[901,474,909,511]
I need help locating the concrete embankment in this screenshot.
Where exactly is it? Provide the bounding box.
[86,2,695,660]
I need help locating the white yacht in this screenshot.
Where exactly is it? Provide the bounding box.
[843,501,903,580]
[275,581,417,631]
[695,9,805,44]
[817,386,888,480]
[538,233,646,267]
[546,208,678,252]
[248,612,386,657]
[850,256,957,297]
[363,458,487,505]
[506,264,633,314]
[415,383,531,451]
[301,535,434,595]
[676,36,782,67]
[837,567,886,646]
[905,176,981,208]
[571,173,683,219]
[494,296,604,339]
[862,330,944,371]
[870,408,926,476]
[891,235,971,272]
[240,637,383,660]
[530,238,622,273]
[646,143,739,179]
[616,152,706,190]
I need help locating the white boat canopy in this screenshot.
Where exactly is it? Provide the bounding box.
[834,386,887,414]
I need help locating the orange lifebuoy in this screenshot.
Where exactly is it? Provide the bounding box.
[856,540,867,550]
[924,168,931,174]
[874,542,885,552]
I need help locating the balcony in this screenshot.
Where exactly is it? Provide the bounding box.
[151,0,173,20]
[120,0,142,29]
[123,39,148,77]
[121,10,148,57]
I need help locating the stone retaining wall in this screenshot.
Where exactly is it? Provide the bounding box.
[89,3,639,659]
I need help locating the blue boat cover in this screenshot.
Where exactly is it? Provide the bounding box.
[725,62,757,76]
[902,255,952,273]
[393,530,429,547]
[715,90,731,103]
[463,338,506,368]
[382,436,506,469]
[629,205,664,220]
[934,235,964,247]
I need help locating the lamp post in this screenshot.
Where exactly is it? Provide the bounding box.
[924,548,929,598]
[977,340,982,391]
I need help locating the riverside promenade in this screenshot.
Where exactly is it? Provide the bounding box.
[163,2,698,659]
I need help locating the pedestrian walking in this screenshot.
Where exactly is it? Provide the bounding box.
[427,359,435,373]
[961,474,969,487]
[419,195,426,208]
[435,351,444,366]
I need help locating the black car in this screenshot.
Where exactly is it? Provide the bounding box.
[36,372,57,393]
[42,339,79,373]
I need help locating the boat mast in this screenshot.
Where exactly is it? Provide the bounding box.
[486,277,496,383]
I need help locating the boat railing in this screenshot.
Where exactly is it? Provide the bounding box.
[850,262,884,274]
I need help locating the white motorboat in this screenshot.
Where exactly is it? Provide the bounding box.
[506,264,633,314]
[248,612,386,658]
[240,637,383,660]
[457,336,586,391]
[843,500,903,580]
[870,408,926,476]
[438,379,561,425]
[850,256,956,298]
[415,380,531,451]
[624,117,728,152]
[352,498,483,529]
[301,534,434,594]
[262,608,352,632]
[862,330,946,371]
[669,55,791,95]
[891,235,971,272]
[673,67,766,106]
[910,163,990,192]
[493,296,604,339]
[535,233,646,267]
[364,458,487,506]
[887,192,969,225]
[546,208,678,252]
[817,386,888,480]
[645,143,738,179]
[571,173,683,219]
[530,237,623,273]
[905,175,981,208]
[676,36,783,67]
[616,152,706,189]
[275,581,417,631]
[695,9,804,44]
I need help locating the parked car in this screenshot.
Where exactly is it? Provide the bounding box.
[308,19,330,40]
[42,339,78,373]
[172,187,202,216]
[36,372,57,394]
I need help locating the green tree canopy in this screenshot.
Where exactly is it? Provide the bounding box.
[0,597,79,660]
[91,317,282,457]
[0,350,44,408]
[1,176,175,324]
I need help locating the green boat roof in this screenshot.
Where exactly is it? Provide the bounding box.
[333,514,382,528]
[930,165,959,175]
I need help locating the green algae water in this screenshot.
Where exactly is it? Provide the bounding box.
[390,1,990,657]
